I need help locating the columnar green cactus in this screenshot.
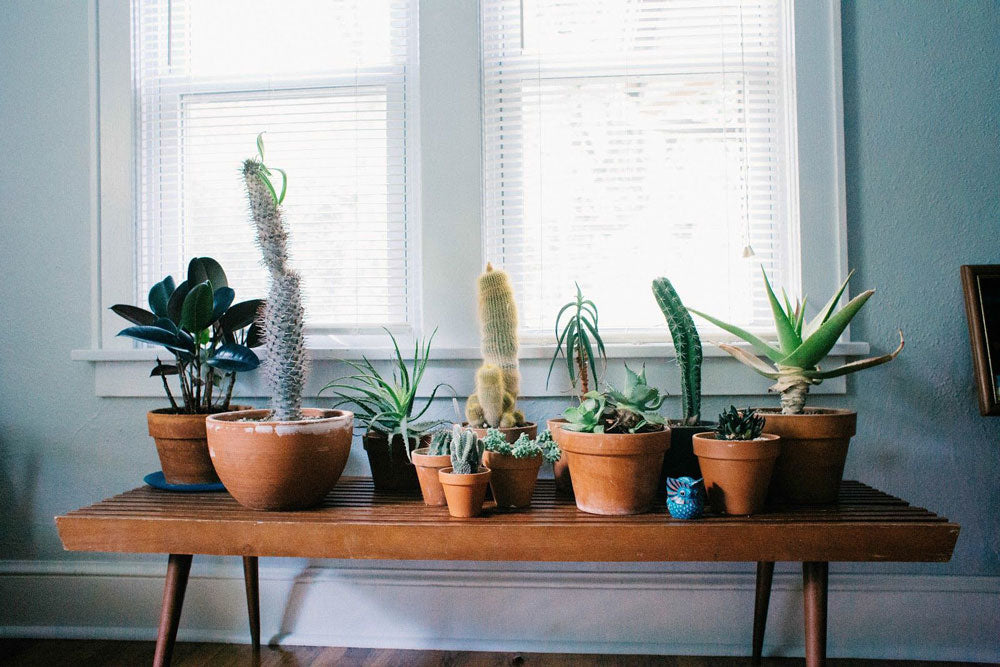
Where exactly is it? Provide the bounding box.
[242,139,306,421]
[449,425,484,475]
[652,277,702,425]
[465,264,524,428]
[427,429,452,456]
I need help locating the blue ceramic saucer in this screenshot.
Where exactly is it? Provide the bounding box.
[143,471,226,493]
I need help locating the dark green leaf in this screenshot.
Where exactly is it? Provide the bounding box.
[245,320,264,348]
[148,277,174,318]
[180,281,214,332]
[117,325,190,353]
[188,257,228,289]
[150,363,179,377]
[207,343,260,373]
[211,287,236,324]
[110,304,156,326]
[220,299,264,332]
[167,280,191,324]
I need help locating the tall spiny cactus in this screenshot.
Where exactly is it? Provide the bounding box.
[466,264,524,428]
[450,425,484,475]
[242,137,306,421]
[652,277,702,425]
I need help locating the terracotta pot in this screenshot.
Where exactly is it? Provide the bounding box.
[468,422,537,443]
[412,447,452,506]
[693,432,781,515]
[438,466,492,518]
[147,406,252,485]
[760,408,857,504]
[558,428,671,515]
[657,422,714,496]
[363,431,428,492]
[482,451,542,508]
[206,409,353,511]
[547,418,573,495]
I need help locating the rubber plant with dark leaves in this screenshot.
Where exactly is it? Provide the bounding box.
[111,257,264,413]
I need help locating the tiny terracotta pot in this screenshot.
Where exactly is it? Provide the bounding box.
[468,422,537,443]
[558,428,671,515]
[412,447,452,506]
[147,406,252,485]
[363,431,429,492]
[206,409,353,511]
[759,408,857,504]
[482,451,542,509]
[693,432,781,516]
[547,418,573,495]
[438,466,492,518]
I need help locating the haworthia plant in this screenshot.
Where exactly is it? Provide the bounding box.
[652,277,702,425]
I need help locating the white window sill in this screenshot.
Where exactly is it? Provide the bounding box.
[72,341,869,399]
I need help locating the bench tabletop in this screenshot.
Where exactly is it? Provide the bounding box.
[56,479,959,562]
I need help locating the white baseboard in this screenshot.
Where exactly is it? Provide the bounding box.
[1,560,997,662]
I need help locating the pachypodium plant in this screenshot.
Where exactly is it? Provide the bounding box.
[242,133,306,421]
[483,428,561,463]
[652,277,702,425]
[689,268,904,415]
[112,257,263,413]
[466,264,527,429]
[547,283,607,397]
[449,425,485,475]
[715,406,765,441]
[562,365,667,434]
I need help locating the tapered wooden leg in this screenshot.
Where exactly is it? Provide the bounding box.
[752,561,775,665]
[242,556,260,653]
[153,554,193,667]
[802,561,829,667]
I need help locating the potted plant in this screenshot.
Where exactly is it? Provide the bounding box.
[322,329,451,491]
[466,264,536,442]
[206,135,353,511]
[652,277,716,488]
[558,365,671,515]
[689,268,904,504]
[545,284,607,494]
[482,429,561,509]
[411,429,454,506]
[438,425,491,518]
[693,407,781,515]
[112,257,263,485]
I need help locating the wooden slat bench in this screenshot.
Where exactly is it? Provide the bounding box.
[55,479,958,667]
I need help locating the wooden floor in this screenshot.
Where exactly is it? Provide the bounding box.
[0,641,989,667]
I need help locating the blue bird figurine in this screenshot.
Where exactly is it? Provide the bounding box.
[666,476,704,520]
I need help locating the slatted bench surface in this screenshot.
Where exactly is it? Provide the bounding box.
[57,479,958,563]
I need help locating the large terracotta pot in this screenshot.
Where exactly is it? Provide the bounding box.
[438,466,492,518]
[693,432,781,515]
[547,418,573,495]
[482,451,542,508]
[206,409,353,510]
[411,447,452,506]
[147,406,251,485]
[468,422,537,443]
[363,431,427,492]
[658,421,714,496]
[558,428,671,515]
[760,408,857,505]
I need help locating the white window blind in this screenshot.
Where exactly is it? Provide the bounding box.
[481,0,797,339]
[134,0,413,331]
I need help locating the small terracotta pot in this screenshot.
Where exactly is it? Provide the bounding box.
[468,422,537,443]
[363,431,427,492]
[147,406,252,485]
[558,428,671,515]
[547,418,573,495]
[412,447,452,506]
[759,408,857,504]
[438,466,492,518]
[482,451,542,508]
[693,432,781,515]
[658,421,715,496]
[206,409,353,511]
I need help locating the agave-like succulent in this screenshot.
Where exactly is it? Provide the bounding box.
[689,268,904,415]
[715,406,765,441]
[606,364,667,432]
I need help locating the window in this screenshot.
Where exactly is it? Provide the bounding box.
[134,0,414,331]
[482,0,798,339]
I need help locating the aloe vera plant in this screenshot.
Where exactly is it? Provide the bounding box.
[689,268,904,415]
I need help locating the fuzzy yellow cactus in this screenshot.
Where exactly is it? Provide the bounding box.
[465,264,524,428]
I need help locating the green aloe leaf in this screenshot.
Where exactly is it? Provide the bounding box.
[780,289,875,369]
[762,268,801,354]
[717,343,780,379]
[801,330,904,380]
[802,270,855,340]
[688,308,784,363]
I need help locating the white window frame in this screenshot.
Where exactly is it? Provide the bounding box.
[75,0,866,399]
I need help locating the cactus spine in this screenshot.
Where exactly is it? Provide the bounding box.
[242,149,306,421]
[465,264,524,428]
[450,425,484,475]
[652,277,702,425]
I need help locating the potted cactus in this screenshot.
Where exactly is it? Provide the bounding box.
[205,135,353,511]
[689,268,904,504]
[438,426,491,518]
[466,264,536,442]
[652,277,715,487]
[482,429,561,509]
[693,407,781,515]
[111,257,263,485]
[545,284,607,494]
[411,430,454,506]
[558,365,671,515]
